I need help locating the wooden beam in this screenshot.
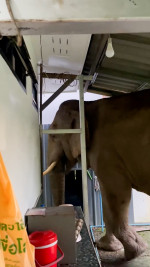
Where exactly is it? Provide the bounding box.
[42,72,93,81]
[41,77,76,111]
[42,73,77,80]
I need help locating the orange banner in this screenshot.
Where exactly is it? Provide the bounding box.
[0,153,35,267]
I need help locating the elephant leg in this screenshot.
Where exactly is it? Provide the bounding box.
[97,187,123,251]
[49,172,65,206]
[103,182,147,260]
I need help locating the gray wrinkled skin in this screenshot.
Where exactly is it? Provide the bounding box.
[47,89,150,260]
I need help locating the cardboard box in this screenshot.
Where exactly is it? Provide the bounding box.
[25,206,77,264]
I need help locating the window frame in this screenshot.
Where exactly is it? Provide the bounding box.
[0,36,38,109]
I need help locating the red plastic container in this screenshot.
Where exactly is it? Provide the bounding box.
[29,231,62,267]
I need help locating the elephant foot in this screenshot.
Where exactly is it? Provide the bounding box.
[97,234,123,251]
[125,233,147,260]
[118,227,148,260]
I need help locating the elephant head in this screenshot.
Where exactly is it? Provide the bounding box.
[44,100,89,205]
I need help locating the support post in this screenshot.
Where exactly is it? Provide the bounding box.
[40,64,43,124]
[40,64,47,206]
[79,75,89,226]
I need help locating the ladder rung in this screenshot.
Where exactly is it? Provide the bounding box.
[42,129,82,134]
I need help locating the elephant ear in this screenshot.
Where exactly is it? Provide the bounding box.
[69,110,89,159]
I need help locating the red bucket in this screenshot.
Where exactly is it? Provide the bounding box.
[29,231,64,267]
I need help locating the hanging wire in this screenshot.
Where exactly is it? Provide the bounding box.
[6,0,22,47]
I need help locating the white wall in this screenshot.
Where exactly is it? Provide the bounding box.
[24,36,39,75]
[0,56,41,218]
[133,190,150,223]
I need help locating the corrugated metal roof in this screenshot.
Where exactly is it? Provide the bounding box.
[83,33,150,96]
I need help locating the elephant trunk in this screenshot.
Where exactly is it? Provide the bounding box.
[50,171,65,206]
[46,160,66,206]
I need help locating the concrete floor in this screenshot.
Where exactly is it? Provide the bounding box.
[102,257,150,267]
[93,227,150,267]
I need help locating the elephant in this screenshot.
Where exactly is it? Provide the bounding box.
[44,88,150,260]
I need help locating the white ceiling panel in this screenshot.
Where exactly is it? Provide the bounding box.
[40,35,91,74]
[24,34,91,93]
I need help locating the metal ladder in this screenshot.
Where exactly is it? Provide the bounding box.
[39,65,92,225]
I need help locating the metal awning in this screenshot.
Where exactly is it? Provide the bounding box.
[83,33,150,96]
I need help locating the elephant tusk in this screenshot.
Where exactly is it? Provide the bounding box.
[43,162,57,176]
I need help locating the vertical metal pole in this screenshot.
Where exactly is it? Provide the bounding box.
[93,171,98,226]
[100,192,104,232]
[40,64,47,207]
[40,64,43,125]
[79,75,89,226]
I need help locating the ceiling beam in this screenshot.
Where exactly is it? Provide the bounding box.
[42,73,77,80]
[1,0,150,35]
